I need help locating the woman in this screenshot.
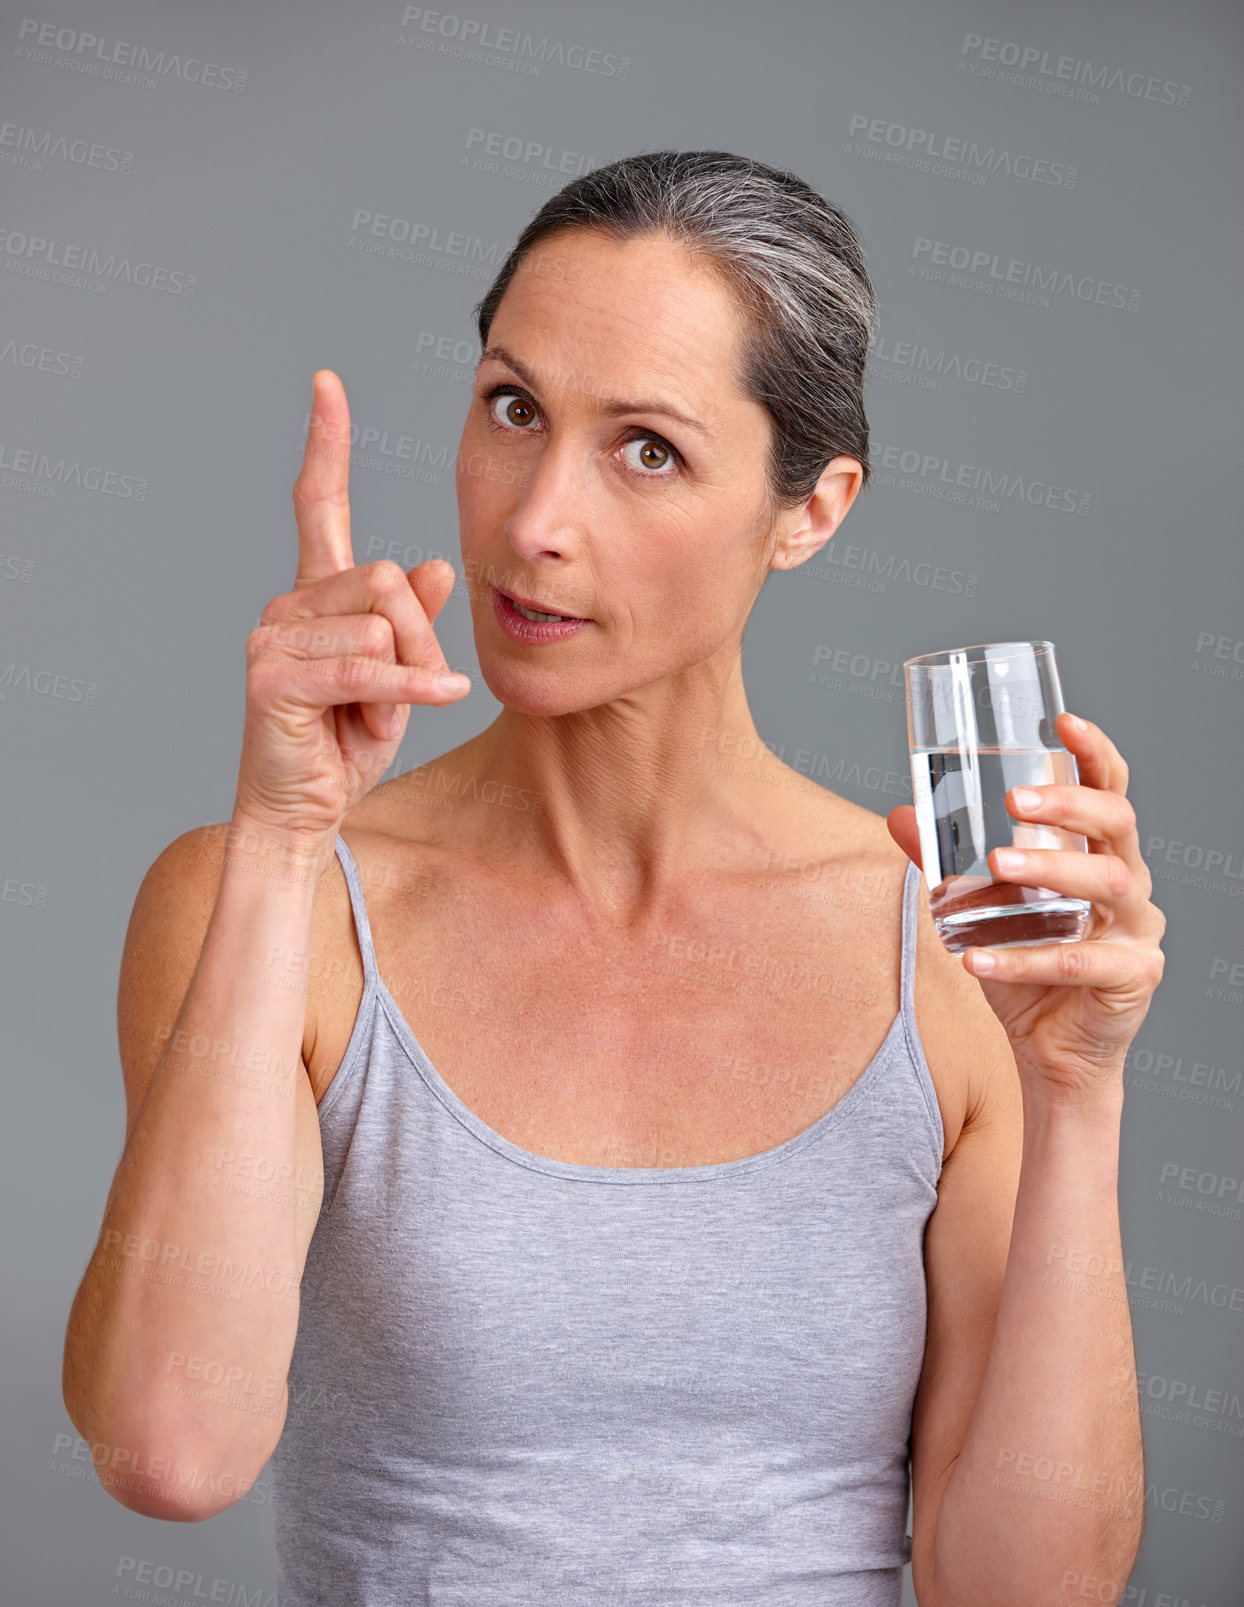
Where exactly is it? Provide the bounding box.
[63,151,1165,1605]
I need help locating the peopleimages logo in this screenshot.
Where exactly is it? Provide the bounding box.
[0,663,98,704]
[873,442,1092,517]
[866,324,1027,394]
[0,337,84,378]
[847,115,1076,188]
[398,9,630,79]
[0,440,148,500]
[1134,1370,1244,1435]
[800,537,979,598]
[114,1556,276,1604]
[959,32,1191,108]
[347,209,501,280]
[0,122,134,175]
[0,225,197,296]
[1124,1039,1241,1116]
[15,18,248,92]
[1145,832,1244,898]
[463,127,596,181]
[410,328,477,384]
[298,412,450,484]
[911,236,1140,313]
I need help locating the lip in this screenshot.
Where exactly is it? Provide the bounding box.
[498,585,588,620]
[492,585,592,644]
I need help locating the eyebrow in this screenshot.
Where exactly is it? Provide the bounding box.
[478,342,714,439]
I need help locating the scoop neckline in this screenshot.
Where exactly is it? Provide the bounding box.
[365,972,905,1185]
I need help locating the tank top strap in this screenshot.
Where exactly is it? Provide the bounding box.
[899,859,920,1025]
[333,834,378,982]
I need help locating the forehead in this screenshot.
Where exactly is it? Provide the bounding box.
[488,228,748,411]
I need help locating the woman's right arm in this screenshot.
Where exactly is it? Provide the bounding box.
[60,812,333,1523]
[60,369,470,1522]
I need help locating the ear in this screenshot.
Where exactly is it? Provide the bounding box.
[767,455,865,572]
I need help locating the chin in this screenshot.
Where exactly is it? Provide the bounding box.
[473,655,608,718]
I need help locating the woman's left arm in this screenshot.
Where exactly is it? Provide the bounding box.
[895,711,1167,1607]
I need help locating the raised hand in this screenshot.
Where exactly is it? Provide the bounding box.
[233,369,471,842]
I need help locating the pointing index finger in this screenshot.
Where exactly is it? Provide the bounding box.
[292,368,354,588]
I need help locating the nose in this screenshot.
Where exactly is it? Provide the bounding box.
[501,436,588,565]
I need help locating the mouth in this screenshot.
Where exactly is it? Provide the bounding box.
[497,586,590,624]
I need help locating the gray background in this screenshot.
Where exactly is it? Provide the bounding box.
[2,0,1241,1601]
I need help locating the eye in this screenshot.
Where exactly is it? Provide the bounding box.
[480,380,683,479]
[486,388,538,431]
[619,435,678,476]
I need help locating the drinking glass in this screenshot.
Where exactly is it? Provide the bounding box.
[904,640,1091,954]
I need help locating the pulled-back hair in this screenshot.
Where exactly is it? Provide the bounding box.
[471,149,877,520]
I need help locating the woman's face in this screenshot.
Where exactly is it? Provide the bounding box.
[455,227,831,717]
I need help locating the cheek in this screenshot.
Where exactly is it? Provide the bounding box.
[620,523,754,649]
[456,431,515,532]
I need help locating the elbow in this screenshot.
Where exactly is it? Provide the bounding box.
[119,1485,223,1524]
[100,1473,220,1524]
[57,1398,259,1525]
[92,1445,256,1524]
[59,1342,279,1524]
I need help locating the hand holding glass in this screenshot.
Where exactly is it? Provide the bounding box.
[904,641,1091,954]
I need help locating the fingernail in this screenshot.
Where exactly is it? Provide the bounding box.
[994,848,1025,871]
[386,711,403,738]
[436,672,471,693]
[971,950,997,972]
[1066,712,1088,732]
[1011,787,1042,812]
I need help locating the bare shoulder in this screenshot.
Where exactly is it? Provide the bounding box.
[779,785,1010,1162]
[116,822,279,1144]
[902,842,1022,1160]
[757,770,912,895]
[299,759,473,1098]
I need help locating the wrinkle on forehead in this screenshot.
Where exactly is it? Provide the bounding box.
[492,231,750,432]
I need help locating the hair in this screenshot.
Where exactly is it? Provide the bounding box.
[470,149,877,526]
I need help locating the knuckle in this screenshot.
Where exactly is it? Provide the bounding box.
[359,613,394,654]
[245,625,283,667]
[365,558,408,594]
[344,654,380,693]
[334,655,361,692]
[294,622,334,656]
[245,657,278,702]
[1115,794,1138,835]
[1105,855,1132,899]
[1058,942,1090,979]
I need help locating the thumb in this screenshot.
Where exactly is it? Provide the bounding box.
[886,804,923,871]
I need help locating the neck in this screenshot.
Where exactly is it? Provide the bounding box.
[452,646,788,919]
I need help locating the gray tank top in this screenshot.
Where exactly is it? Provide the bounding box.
[270,835,945,1606]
